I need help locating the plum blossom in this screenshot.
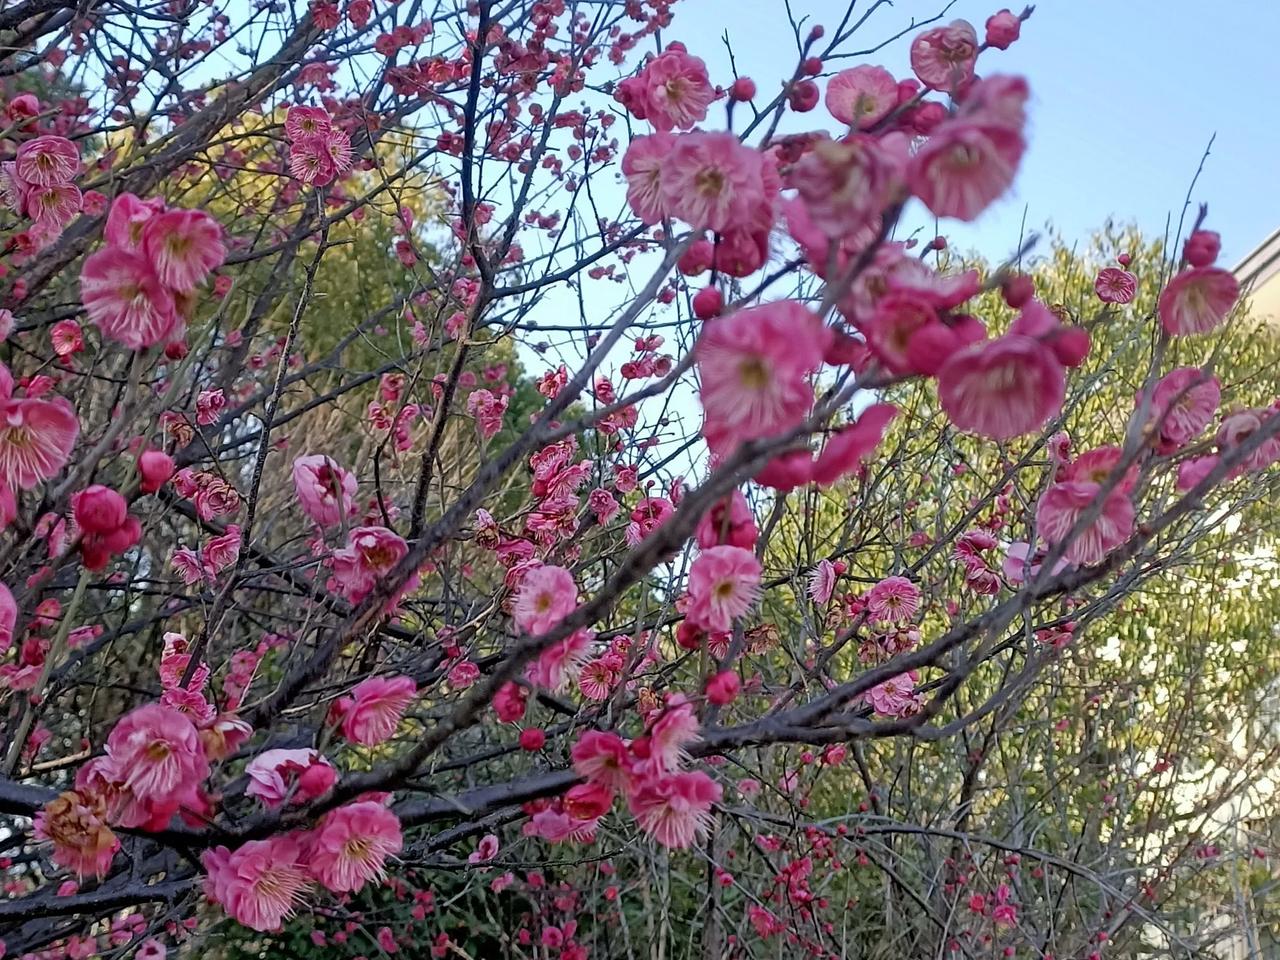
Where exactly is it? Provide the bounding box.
[0,363,79,489]
[909,20,979,92]
[938,335,1065,440]
[628,771,722,849]
[307,800,403,893]
[292,454,357,528]
[808,559,837,605]
[696,300,831,455]
[866,671,922,717]
[1147,367,1220,451]
[865,576,921,623]
[661,132,767,233]
[35,790,119,878]
[1036,480,1135,566]
[203,836,310,931]
[825,65,899,129]
[1158,267,1239,336]
[686,546,761,633]
[514,564,577,635]
[244,749,336,808]
[337,675,416,746]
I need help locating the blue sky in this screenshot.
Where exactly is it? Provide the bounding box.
[676,0,1280,266]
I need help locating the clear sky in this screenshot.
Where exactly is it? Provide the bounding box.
[675,0,1280,267]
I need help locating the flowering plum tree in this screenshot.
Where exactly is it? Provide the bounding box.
[0,1,1276,958]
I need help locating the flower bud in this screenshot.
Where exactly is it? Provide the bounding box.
[139,450,175,494]
[72,485,127,535]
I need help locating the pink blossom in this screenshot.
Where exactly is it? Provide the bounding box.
[524,808,599,844]
[1158,267,1239,336]
[103,703,210,828]
[808,559,837,605]
[203,835,310,931]
[448,660,480,688]
[1177,455,1220,492]
[704,671,740,705]
[244,749,335,808]
[80,247,179,349]
[937,335,1065,440]
[339,674,417,746]
[572,730,633,791]
[621,133,675,224]
[825,65,898,129]
[628,770,722,849]
[306,800,403,893]
[0,367,78,489]
[866,671,921,717]
[789,136,900,239]
[288,136,336,185]
[577,658,617,700]
[661,131,767,233]
[467,388,508,440]
[0,580,14,653]
[625,496,674,546]
[525,627,593,692]
[1217,408,1280,474]
[15,135,80,187]
[292,454,356,528]
[492,681,528,722]
[697,300,831,455]
[1183,229,1221,268]
[1094,267,1137,304]
[329,525,408,604]
[140,209,225,293]
[138,449,174,493]
[588,488,620,523]
[908,117,1024,221]
[1147,367,1220,450]
[694,489,757,550]
[637,45,715,131]
[104,193,165,249]
[1036,481,1135,566]
[284,105,332,141]
[25,181,81,228]
[514,564,577,635]
[865,576,921,623]
[468,834,500,865]
[647,698,700,774]
[686,545,761,633]
[910,20,979,92]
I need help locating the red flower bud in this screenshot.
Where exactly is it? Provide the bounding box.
[692,286,723,320]
[139,449,176,494]
[729,76,756,102]
[788,80,820,113]
[519,727,546,751]
[705,671,741,705]
[72,485,127,535]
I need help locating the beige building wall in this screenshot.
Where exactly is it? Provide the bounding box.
[1236,229,1280,326]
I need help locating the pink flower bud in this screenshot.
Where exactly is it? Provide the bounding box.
[692,286,723,320]
[1183,230,1221,268]
[705,671,741,705]
[72,485,127,535]
[788,80,820,113]
[519,727,546,751]
[139,450,175,493]
[729,76,757,102]
[1001,274,1035,309]
[984,9,1021,49]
